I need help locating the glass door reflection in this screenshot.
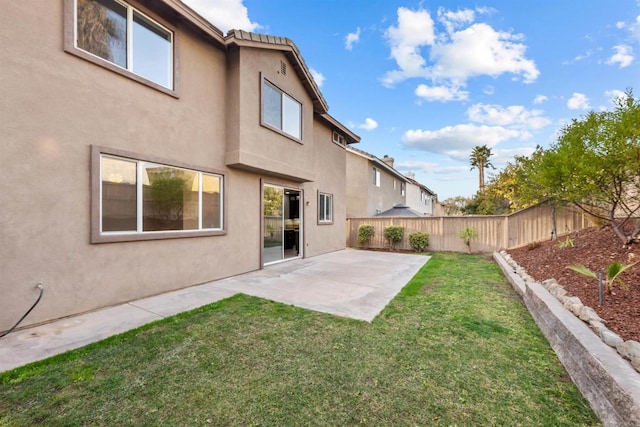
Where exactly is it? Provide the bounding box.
[263,185,284,264]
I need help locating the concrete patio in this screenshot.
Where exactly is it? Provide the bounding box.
[0,249,429,372]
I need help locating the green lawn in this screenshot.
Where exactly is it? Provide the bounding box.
[0,253,600,426]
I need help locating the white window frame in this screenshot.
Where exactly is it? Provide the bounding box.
[373,168,381,187]
[318,192,333,224]
[401,182,406,196]
[261,77,302,141]
[91,146,225,243]
[66,0,175,94]
[332,131,345,146]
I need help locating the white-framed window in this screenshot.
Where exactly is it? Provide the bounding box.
[332,131,345,146]
[262,78,302,140]
[92,146,224,243]
[318,192,333,224]
[393,179,397,190]
[400,182,405,196]
[73,0,174,90]
[373,168,380,187]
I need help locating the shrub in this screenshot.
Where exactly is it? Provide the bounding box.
[384,226,404,251]
[409,232,430,252]
[459,227,477,253]
[357,224,375,247]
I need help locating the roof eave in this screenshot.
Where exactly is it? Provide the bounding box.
[225,30,329,113]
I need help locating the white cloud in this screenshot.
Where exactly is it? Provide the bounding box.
[401,124,524,154]
[396,161,468,175]
[415,84,469,102]
[358,118,379,131]
[533,95,548,104]
[429,23,539,83]
[395,160,438,172]
[633,16,640,41]
[620,15,640,41]
[345,27,361,50]
[309,68,325,88]
[605,89,630,106]
[382,7,435,86]
[382,7,539,93]
[183,0,259,34]
[606,45,634,68]
[467,103,551,129]
[491,147,536,164]
[437,7,475,34]
[567,93,590,110]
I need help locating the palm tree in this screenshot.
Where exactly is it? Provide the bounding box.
[469,145,495,190]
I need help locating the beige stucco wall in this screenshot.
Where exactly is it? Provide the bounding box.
[302,122,347,256]
[346,151,406,217]
[346,151,370,217]
[0,1,348,331]
[226,47,315,182]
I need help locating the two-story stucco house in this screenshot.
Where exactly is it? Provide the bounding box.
[0,0,359,331]
[404,172,438,216]
[345,147,409,217]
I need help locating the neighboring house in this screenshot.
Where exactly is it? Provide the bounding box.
[345,148,409,217]
[404,172,438,216]
[0,0,359,331]
[375,204,424,217]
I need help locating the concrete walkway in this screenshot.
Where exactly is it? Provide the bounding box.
[0,249,429,372]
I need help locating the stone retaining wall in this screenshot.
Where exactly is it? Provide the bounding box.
[493,251,640,427]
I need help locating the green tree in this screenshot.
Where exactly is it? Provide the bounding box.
[442,196,471,216]
[521,90,640,243]
[469,145,495,191]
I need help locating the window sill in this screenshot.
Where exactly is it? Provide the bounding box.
[65,47,179,98]
[91,229,226,244]
[260,122,303,144]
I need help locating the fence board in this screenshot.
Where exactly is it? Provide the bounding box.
[347,205,591,252]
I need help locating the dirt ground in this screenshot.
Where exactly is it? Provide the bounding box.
[507,225,640,342]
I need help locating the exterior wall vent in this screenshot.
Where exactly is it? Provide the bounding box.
[280,60,287,75]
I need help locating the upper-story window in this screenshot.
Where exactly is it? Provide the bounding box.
[262,79,302,140]
[400,182,406,196]
[74,0,173,90]
[332,131,345,146]
[373,168,381,187]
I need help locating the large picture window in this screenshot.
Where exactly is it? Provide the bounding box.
[93,147,224,242]
[262,79,302,140]
[74,0,173,89]
[318,192,333,224]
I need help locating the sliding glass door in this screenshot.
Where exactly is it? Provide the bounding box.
[263,184,302,266]
[263,185,284,264]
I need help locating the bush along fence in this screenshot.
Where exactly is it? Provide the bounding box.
[347,204,591,252]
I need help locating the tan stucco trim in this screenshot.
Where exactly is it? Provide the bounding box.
[90,145,228,244]
[318,113,360,144]
[226,30,328,113]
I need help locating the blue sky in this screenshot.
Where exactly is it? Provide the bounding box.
[184,0,640,200]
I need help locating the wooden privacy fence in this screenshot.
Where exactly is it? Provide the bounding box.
[346,204,591,253]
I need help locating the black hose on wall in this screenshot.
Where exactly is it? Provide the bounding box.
[0,284,44,339]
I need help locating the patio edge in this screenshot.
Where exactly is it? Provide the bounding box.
[493,251,640,427]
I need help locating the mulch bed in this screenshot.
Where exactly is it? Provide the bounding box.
[507,225,640,342]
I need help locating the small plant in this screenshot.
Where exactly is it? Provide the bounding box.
[384,226,404,251]
[265,224,275,240]
[568,261,637,294]
[357,224,375,248]
[409,232,430,252]
[459,227,477,253]
[557,236,574,249]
